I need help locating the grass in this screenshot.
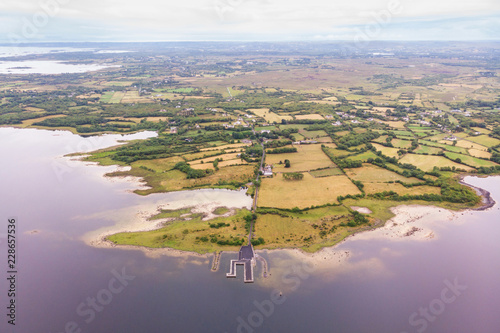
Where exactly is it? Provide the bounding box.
[322,146,351,158]
[345,164,422,183]
[392,139,413,149]
[363,183,441,195]
[107,208,251,254]
[399,154,475,172]
[248,108,292,123]
[371,143,401,158]
[309,168,344,177]
[258,173,361,209]
[443,152,498,168]
[453,139,488,151]
[468,148,491,159]
[255,206,355,252]
[301,130,328,139]
[418,140,468,154]
[109,91,125,103]
[265,144,334,172]
[463,135,500,147]
[413,145,443,155]
[345,150,379,162]
[295,114,324,120]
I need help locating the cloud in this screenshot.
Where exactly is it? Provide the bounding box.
[0,0,499,41]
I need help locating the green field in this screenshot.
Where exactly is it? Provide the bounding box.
[443,152,498,168]
[309,168,344,177]
[464,135,500,147]
[414,145,443,155]
[399,154,475,172]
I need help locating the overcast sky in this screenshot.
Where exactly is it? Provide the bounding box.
[1,0,499,42]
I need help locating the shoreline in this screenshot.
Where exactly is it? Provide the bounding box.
[458,175,496,211]
[84,175,497,267]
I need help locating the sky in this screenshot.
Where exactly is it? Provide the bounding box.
[1,0,500,43]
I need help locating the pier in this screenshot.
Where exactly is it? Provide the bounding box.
[226,244,256,283]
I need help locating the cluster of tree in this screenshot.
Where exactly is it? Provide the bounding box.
[476,165,500,174]
[250,237,265,246]
[264,139,292,148]
[243,213,257,233]
[209,222,230,229]
[322,145,362,169]
[341,211,369,227]
[336,131,380,149]
[438,180,481,204]
[282,172,304,181]
[266,147,297,154]
[173,162,212,179]
[198,235,245,246]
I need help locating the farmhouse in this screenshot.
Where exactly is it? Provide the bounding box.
[261,165,273,176]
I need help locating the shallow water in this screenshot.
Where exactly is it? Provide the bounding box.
[0,127,499,333]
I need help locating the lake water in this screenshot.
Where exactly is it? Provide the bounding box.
[0,47,126,74]
[0,60,119,74]
[1,127,500,333]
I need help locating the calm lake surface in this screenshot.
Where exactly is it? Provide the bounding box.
[1,127,499,333]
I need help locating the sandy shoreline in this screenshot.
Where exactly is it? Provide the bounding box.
[82,174,497,270]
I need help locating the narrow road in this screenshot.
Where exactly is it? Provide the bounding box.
[248,126,266,245]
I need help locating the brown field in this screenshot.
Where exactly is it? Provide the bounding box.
[371,143,401,158]
[453,140,488,151]
[295,114,324,120]
[468,148,492,159]
[345,164,422,183]
[363,183,442,196]
[265,144,334,172]
[200,143,251,151]
[464,135,500,148]
[381,121,407,129]
[19,114,66,127]
[248,108,292,123]
[258,173,361,209]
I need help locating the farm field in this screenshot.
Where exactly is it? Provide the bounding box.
[295,114,324,120]
[413,145,443,155]
[258,173,361,209]
[265,144,334,172]
[371,143,401,158]
[248,108,292,123]
[363,183,442,196]
[309,168,344,177]
[255,205,356,252]
[399,154,475,172]
[464,135,500,147]
[344,164,422,183]
[443,152,498,168]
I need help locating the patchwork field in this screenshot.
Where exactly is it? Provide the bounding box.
[363,183,442,195]
[443,152,498,168]
[258,173,361,209]
[464,135,500,147]
[248,108,293,123]
[309,168,344,177]
[255,205,354,252]
[371,143,401,158]
[399,154,475,172]
[345,164,422,183]
[295,114,324,120]
[265,144,334,172]
[413,145,443,155]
